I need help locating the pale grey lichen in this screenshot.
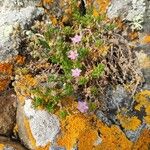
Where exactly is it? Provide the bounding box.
[107,0,146,30]
[24,99,60,147]
[0,0,43,62]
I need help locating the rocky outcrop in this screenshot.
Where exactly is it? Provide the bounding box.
[17,98,60,150]
[0,0,43,62]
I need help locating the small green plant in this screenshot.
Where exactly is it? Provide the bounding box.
[28,1,108,112]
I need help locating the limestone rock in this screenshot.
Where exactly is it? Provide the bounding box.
[0,0,43,62]
[17,98,60,150]
[0,90,17,136]
[0,136,27,150]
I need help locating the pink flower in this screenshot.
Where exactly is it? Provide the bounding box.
[68,50,78,60]
[70,34,82,44]
[77,101,89,113]
[71,68,81,77]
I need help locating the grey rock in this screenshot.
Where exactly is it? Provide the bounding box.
[0,90,17,136]
[17,98,60,150]
[107,0,146,30]
[50,146,66,150]
[0,0,43,62]
[125,123,146,142]
[3,146,15,150]
[106,85,132,112]
[107,0,132,19]
[96,110,112,126]
[0,136,27,150]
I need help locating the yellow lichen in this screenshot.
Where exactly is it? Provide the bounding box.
[142,35,150,44]
[57,114,89,150]
[13,124,18,137]
[134,90,150,111]
[78,128,98,150]
[14,74,38,103]
[117,114,141,131]
[0,144,4,150]
[57,113,133,150]
[24,116,51,150]
[95,121,133,150]
[134,90,150,125]
[24,116,36,148]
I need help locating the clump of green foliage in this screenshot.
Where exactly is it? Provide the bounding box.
[18,0,139,112]
[28,1,109,112]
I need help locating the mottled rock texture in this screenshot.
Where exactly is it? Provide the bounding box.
[0,0,43,62]
[0,90,17,136]
[17,98,60,150]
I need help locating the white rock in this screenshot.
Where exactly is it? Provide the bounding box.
[24,99,60,147]
[0,0,43,61]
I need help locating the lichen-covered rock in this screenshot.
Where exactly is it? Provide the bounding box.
[0,0,43,62]
[125,123,146,142]
[17,98,60,150]
[0,136,27,150]
[0,63,13,91]
[0,90,17,136]
[105,85,133,123]
[107,0,146,30]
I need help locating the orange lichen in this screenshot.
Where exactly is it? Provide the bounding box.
[78,128,98,150]
[93,0,110,16]
[142,35,150,44]
[132,129,150,150]
[14,74,37,92]
[24,116,36,148]
[0,63,13,75]
[57,113,133,150]
[117,114,141,131]
[57,114,89,149]
[35,143,50,150]
[49,15,58,25]
[24,116,50,150]
[95,121,133,150]
[15,55,25,65]
[0,63,13,91]
[0,79,10,91]
[14,74,38,104]
[128,32,139,41]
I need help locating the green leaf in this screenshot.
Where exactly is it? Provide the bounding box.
[48,75,57,82]
[78,76,89,85]
[92,64,105,78]
[104,23,116,31]
[78,47,89,59]
[59,110,68,119]
[46,102,55,112]
[95,39,103,47]
[89,102,97,111]
[39,39,51,50]
[34,97,43,107]
[63,83,74,95]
